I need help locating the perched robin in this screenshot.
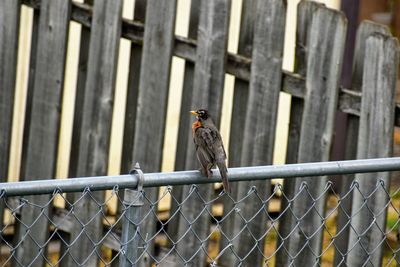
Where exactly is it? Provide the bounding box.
[190,109,230,193]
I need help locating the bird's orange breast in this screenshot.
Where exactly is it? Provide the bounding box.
[192,120,202,133]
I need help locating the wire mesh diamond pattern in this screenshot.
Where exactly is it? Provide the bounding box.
[1,179,400,266]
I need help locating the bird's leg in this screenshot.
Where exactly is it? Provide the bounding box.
[206,163,214,178]
[198,167,209,177]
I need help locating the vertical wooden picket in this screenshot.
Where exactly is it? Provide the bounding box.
[219,0,257,265]
[120,0,146,174]
[68,0,93,179]
[227,0,286,266]
[65,0,122,266]
[174,0,200,173]
[284,5,347,266]
[168,0,200,246]
[334,21,390,265]
[131,1,177,265]
[276,1,321,265]
[20,6,39,180]
[346,33,399,267]
[113,1,146,265]
[176,0,231,265]
[60,0,92,262]
[0,0,20,231]
[15,1,71,265]
[226,0,256,168]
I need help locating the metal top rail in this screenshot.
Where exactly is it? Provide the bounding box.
[1,157,400,196]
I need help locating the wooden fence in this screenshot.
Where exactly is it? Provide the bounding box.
[0,0,399,266]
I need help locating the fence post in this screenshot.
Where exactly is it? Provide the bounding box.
[346,32,399,267]
[176,0,231,265]
[231,0,286,265]
[15,1,71,265]
[333,21,390,266]
[130,1,177,265]
[0,0,20,233]
[167,0,200,246]
[283,4,347,266]
[114,1,146,265]
[276,2,320,265]
[219,0,257,265]
[119,164,144,267]
[65,0,123,265]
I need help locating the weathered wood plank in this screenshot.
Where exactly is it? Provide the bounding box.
[65,0,122,266]
[168,0,200,246]
[120,0,146,175]
[131,0,177,174]
[285,5,347,266]
[231,0,286,266]
[13,9,39,266]
[130,1,177,266]
[20,7,39,180]
[112,1,146,265]
[276,1,320,265]
[0,0,20,232]
[227,0,257,165]
[174,0,200,173]
[346,33,399,267]
[176,0,231,265]
[338,88,361,116]
[334,21,390,266]
[240,0,286,167]
[68,0,92,179]
[281,71,306,99]
[60,0,92,263]
[219,0,257,265]
[15,1,71,266]
[0,0,20,181]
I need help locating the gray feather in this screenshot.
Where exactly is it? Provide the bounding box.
[193,119,230,192]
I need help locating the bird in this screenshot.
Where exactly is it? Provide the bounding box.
[190,109,230,193]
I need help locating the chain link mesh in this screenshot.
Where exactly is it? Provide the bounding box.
[1,178,400,266]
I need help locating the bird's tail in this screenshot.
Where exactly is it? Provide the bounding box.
[216,160,230,193]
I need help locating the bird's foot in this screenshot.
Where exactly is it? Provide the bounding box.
[198,168,208,177]
[198,168,212,178]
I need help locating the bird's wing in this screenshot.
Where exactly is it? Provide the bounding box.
[196,126,227,162]
[194,127,215,166]
[206,126,229,192]
[205,126,226,162]
[194,124,230,191]
[216,131,227,160]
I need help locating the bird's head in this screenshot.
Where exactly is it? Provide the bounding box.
[190,109,209,120]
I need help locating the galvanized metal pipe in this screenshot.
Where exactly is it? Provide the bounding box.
[119,189,143,267]
[1,157,400,196]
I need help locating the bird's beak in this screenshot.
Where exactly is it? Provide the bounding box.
[190,110,199,116]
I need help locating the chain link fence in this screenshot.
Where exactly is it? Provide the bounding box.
[1,158,400,266]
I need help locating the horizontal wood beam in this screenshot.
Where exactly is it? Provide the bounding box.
[21,0,400,126]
